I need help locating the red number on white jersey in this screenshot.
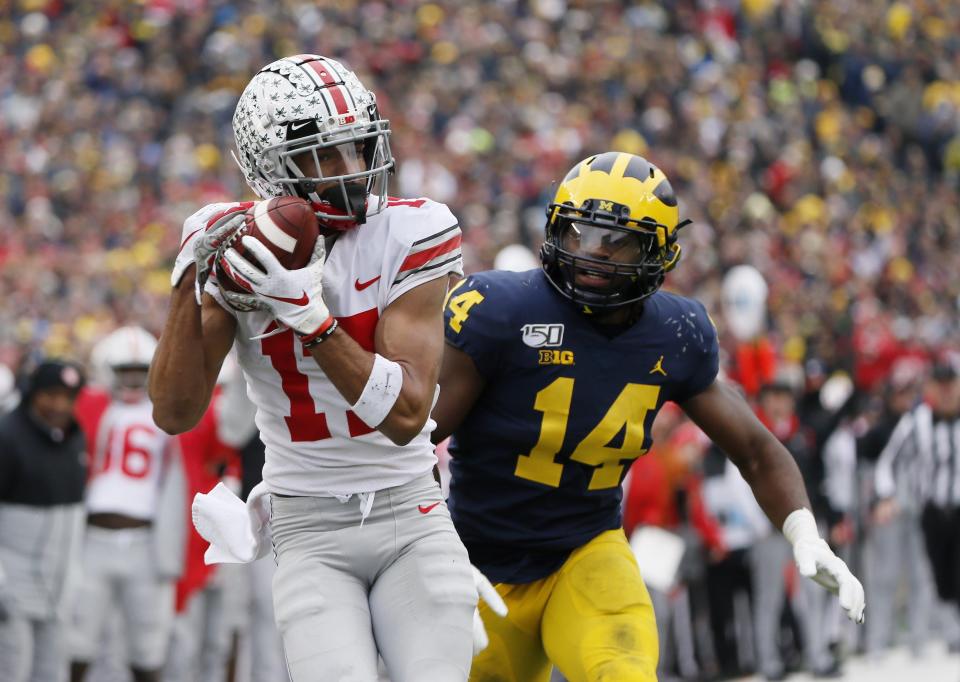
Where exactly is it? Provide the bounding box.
[99,424,157,479]
[260,326,375,441]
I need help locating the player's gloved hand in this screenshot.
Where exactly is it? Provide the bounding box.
[222,235,333,340]
[472,565,508,655]
[171,202,248,303]
[783,508,865,624]
[194,212,249,304]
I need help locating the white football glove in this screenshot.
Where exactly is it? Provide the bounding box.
[222,235,333,338]
[171,202,248,303]
[472,565,508,655]
[783,508,865,624]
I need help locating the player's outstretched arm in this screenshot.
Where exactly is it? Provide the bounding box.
[149,270,236,434]
[681,379,811,526]
[431,343,486,444]
[681,379,865,623]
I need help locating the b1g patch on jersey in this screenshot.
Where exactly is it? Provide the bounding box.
[538,349,575,365]
[522,323,564,348]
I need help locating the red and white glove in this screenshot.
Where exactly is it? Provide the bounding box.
[472,565,508,655]
[172,202,249,303]
[222,235,333,340]
[784,508,865,624]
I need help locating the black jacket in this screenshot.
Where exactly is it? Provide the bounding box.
[0,404,87,506]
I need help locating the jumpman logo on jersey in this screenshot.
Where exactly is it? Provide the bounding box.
[649,355,667,376]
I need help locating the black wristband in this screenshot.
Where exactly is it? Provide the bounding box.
[301,318,339,348]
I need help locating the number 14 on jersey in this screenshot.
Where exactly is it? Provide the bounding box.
[515,378,661,490]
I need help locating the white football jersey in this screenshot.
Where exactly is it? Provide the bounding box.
[206,196,463,496]
[85,398,172,520]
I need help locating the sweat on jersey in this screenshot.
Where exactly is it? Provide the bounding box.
[204,195,463,497]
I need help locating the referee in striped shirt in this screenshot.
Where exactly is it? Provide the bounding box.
[875,361,960,610]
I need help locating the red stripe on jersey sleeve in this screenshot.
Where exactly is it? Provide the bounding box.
[399,235,462,273]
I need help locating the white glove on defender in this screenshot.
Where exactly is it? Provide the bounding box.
[783,508,865,623]
[472,565,508,655]
[222,235,332,338]
[171,202,247,303]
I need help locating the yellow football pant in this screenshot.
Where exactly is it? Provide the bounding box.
[470,529,658,682]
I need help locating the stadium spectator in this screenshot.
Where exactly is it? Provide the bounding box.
[0,1,957,384]
[0,359,87,682]
[2,1,959,677]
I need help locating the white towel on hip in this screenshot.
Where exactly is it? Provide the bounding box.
[192,481,271,564]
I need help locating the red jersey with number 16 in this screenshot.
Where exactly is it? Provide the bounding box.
[205,195,463,497]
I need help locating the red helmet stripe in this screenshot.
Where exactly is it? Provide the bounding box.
[305,60,349,115]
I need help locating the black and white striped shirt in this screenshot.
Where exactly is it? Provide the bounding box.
[876,403,960,509]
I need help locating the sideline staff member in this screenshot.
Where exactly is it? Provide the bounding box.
[0,359,87,682]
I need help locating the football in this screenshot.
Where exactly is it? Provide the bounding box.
[215,197,320,293]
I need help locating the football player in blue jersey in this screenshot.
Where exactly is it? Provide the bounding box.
[432,151,865,682]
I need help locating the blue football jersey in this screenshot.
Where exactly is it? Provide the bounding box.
[444,269,719,584]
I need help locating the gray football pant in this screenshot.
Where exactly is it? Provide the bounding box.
[164,582,231,682]
[864,513,935,654]
[650,585,699,679]
[749,533,792,677]
[219,558,288,682]
[269,472,476,682]
[0,614,68,682]
[70,526,175,670]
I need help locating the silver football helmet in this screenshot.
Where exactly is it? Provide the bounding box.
[232,55,394,229]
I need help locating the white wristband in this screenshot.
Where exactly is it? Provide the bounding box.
[352,354,403,428]
[782,508,820,546]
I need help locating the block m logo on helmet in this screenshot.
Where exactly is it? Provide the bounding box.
[540,151,691,312]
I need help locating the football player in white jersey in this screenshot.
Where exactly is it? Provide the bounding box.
[70,326,186,682]
[149,55,477,682]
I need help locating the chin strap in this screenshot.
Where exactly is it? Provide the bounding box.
[318,183,368,224]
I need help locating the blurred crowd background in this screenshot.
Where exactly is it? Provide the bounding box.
[2,0,960,680]
[2,0,959,373]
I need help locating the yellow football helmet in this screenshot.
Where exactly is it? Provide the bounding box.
[541,151,690,311]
